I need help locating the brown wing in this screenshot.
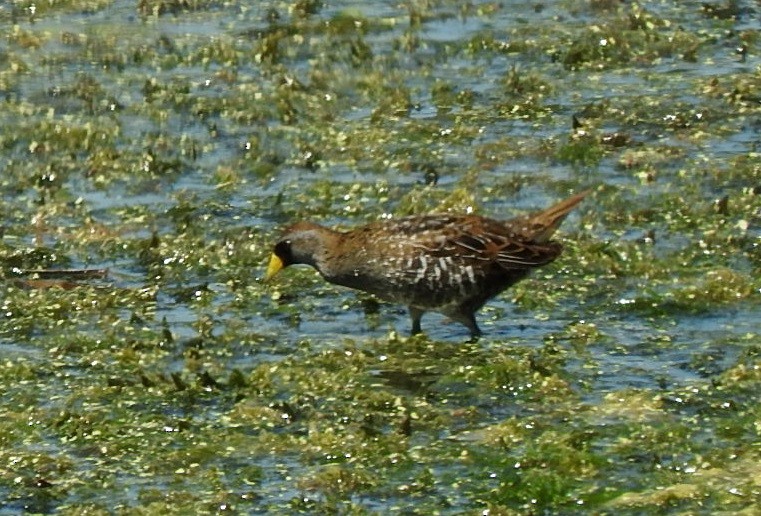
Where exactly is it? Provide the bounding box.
[452,191,589,267]
[447,223,563,270]
[365,198,582,272]
[388,215,562,270]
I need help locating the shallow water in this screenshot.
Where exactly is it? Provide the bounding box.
[0,0,759,513]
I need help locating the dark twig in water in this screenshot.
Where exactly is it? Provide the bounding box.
[17,268,109,279]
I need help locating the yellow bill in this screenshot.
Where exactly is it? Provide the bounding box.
[265,253,284,281]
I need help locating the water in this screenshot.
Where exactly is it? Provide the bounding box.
[1,0,759,512]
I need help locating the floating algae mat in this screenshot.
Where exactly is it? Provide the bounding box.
[0,0,759,513]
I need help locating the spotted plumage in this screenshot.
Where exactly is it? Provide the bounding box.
[266,191,589,337]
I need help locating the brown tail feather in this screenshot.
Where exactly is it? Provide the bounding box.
[522,190,590,243]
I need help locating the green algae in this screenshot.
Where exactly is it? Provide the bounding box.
[0,0,760,513]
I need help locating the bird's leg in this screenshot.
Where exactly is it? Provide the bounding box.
[466,318,482,340]
[409,306,424,335]
[450,311,481,339]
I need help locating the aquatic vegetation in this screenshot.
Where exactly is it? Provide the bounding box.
[0,0,759,513]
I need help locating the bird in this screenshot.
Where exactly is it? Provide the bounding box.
[265,190,589,338]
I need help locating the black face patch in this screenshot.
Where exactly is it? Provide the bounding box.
[274,240,293,266]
